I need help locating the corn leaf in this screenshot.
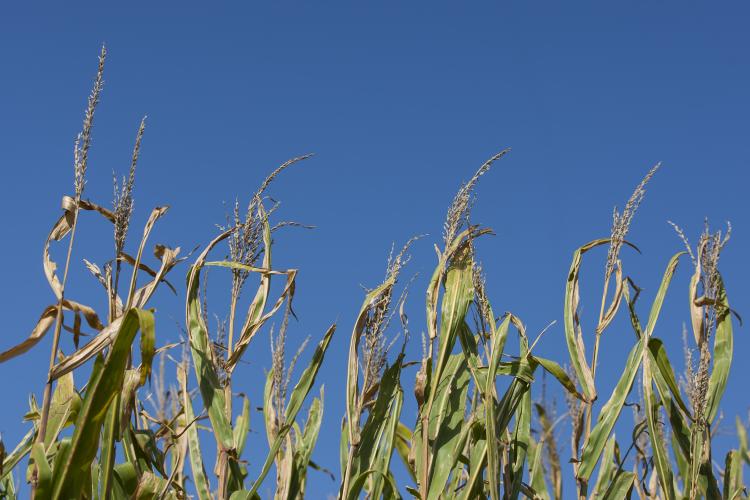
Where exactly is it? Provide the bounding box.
[178,364,211,500]
[50,308,154,499]
[248,324,335,496]
[0,428,35,482]
[528,436,550,500]
[348,355,404,499]
[723,449,744,500]
[705,276,733,424]
[485,315,511,500]
[30,443,52,499]
[578,337,643,481]
[426,355,470,500]
[601,470,635,500]
[288,388,324,499]
[564,239,611,402]
[186,262,234,454]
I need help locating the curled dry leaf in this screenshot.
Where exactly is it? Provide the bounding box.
[130,245,182,308]
[0,300,104,364]
[124,206,169,308]
[45,197,116,300]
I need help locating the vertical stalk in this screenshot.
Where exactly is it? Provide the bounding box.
[586,277,611,435]
[33,199,81,497]
[578,276,611,499]
[217,289,239,499]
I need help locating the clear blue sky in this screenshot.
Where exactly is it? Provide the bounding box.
[1,2,748,497]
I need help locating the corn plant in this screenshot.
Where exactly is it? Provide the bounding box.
[0,46,181,499]
[336,153,746,500]
[0,48,335,500]
[0,47,747,500]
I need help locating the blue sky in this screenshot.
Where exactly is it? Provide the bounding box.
[1,2,748,497]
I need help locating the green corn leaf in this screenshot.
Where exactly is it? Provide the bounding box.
[99,402,119,499]
[637,252,683,500]
[112,462,138,498]
[249,324,335,497]
[49,438,71,486]
[647,338,692,418]
[737,417,750,466]
[456,321,487,389]
[87,459,99,500]
[131,429,167,478]
[0,427,35,482]
[288,388,324,499]
[510,381,532,499]
[723,449,744,500]
[458,436,487,500]
[530,355,587,402]
[119,368,141,437]
[347,355,404,499]
[50,308,154,499]
[578,337,643,481]
[30,443,52,499]
[394,422,416,484]
[416,243,475,497]
[437,417,480,498]
[644,252,685,337]
[485,315,511,500]
[346,277,395,450]
[528,436,550,500]
[134,470,171,500]
[427,243,475,423]
[426,356,470,500]
[601,470,635,500]
[705,276,733,424]
[345,469,400,500]
[687,425,722,500]
[508,328,532,499]
[228,490,261,500]
[263,367,275,446]
[178,364,211,500]
[591,436,617,498]
[186,264,234,453]
[369,388,403,500]
[44,370,79,452]
[234,394,251,457]
[642,381,675,500]
[340,418,349,482]
[564,239,611,402]
[672,432,689,493]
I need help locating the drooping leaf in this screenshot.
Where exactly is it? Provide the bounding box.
[563,239,611,402]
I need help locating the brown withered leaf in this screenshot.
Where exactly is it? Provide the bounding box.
[0,300,103,364]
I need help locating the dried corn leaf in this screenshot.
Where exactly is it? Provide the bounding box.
[124,206,169,308]
[44,197,115,300]
[0,299,103,364]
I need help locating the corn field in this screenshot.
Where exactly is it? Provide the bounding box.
[0,48,747,500]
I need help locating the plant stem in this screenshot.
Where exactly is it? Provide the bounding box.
[578,275,611,499]
[217,289,239,499]
[33,199,81,496]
